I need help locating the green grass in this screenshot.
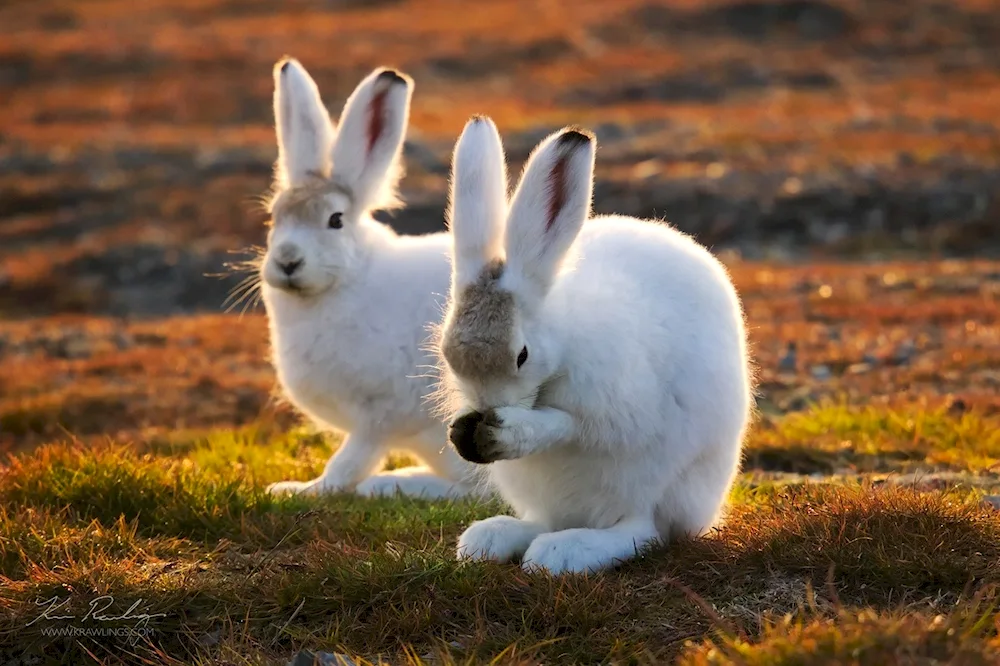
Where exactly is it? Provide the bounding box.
[746,402,1000,475]
[1,404,999,663]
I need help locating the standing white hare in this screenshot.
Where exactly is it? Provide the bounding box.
[438,117,753,574]
[261,58,478,499]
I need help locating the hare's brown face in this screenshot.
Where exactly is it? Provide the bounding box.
[441,260,517,378]
[441,259,544,411]
[262,181,362,296]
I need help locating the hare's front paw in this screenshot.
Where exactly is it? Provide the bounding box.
[521,530,612,575]
[457,516,544,563]
[522,526,655,575]
[449,409,503,464]
[449,407,532,464]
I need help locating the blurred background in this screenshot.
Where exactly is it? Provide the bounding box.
[3,0,999,318]
[2,0,999,446]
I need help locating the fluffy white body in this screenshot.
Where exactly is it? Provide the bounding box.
[260,58,479,498]
[439,118,753,573]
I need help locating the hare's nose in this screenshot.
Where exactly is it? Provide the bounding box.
[277,258,303,276]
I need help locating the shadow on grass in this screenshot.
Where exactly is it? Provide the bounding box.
[745,443,922,474]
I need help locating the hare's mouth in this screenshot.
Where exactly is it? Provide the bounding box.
[272,275,338,298]
[272,275,307,295]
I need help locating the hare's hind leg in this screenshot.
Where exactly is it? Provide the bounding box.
[357,428,483,499]
[357,466,467,499]
[655,446,742,541]
[267,429,385,496]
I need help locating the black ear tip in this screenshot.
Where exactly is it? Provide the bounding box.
[377,68,408,85]
[278,57,293,73]
[559,127,595,146]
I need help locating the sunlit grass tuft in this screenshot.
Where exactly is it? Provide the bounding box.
[746,402,1000,474]
[679,603,1000,665]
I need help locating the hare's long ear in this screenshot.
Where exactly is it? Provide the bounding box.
[329,67,412,211]
[447,116,508,293]
[273,58,334,188]
[504,127,595,301]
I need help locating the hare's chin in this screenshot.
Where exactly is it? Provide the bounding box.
[267,276,326,297]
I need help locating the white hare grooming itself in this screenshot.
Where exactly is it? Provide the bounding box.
[438,117,752,574]
[261,58,478,499]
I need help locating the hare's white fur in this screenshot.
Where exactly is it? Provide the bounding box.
[439,118,753,573]
[261,58,479,498]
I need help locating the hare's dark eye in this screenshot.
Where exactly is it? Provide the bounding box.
[516,346,528,369]
[328,212,343,229]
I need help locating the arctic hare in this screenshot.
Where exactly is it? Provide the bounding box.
[261,58,478,499]
[438,117,753,574]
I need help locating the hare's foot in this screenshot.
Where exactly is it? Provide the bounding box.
[521,519,659,575]
[357,467,475,499]
[457,515,546,563]
[267,431,384,497]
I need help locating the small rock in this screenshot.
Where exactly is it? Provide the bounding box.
[983,496,1000,511]
[132,332,168,346]
[810,364,832,380]
[782,387,818,412]
[778,341,798,373]
[113,332,134,350]
[52,333,92,360]
[892,340,916,365]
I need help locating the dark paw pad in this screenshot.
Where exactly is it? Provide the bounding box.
[449,410,504,464]
[449,410,482,447]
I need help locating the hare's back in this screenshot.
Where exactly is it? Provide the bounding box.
[573,216,739,322]
[570,216,751,436]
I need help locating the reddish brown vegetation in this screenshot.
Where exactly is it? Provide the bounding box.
[2,259,997,451]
